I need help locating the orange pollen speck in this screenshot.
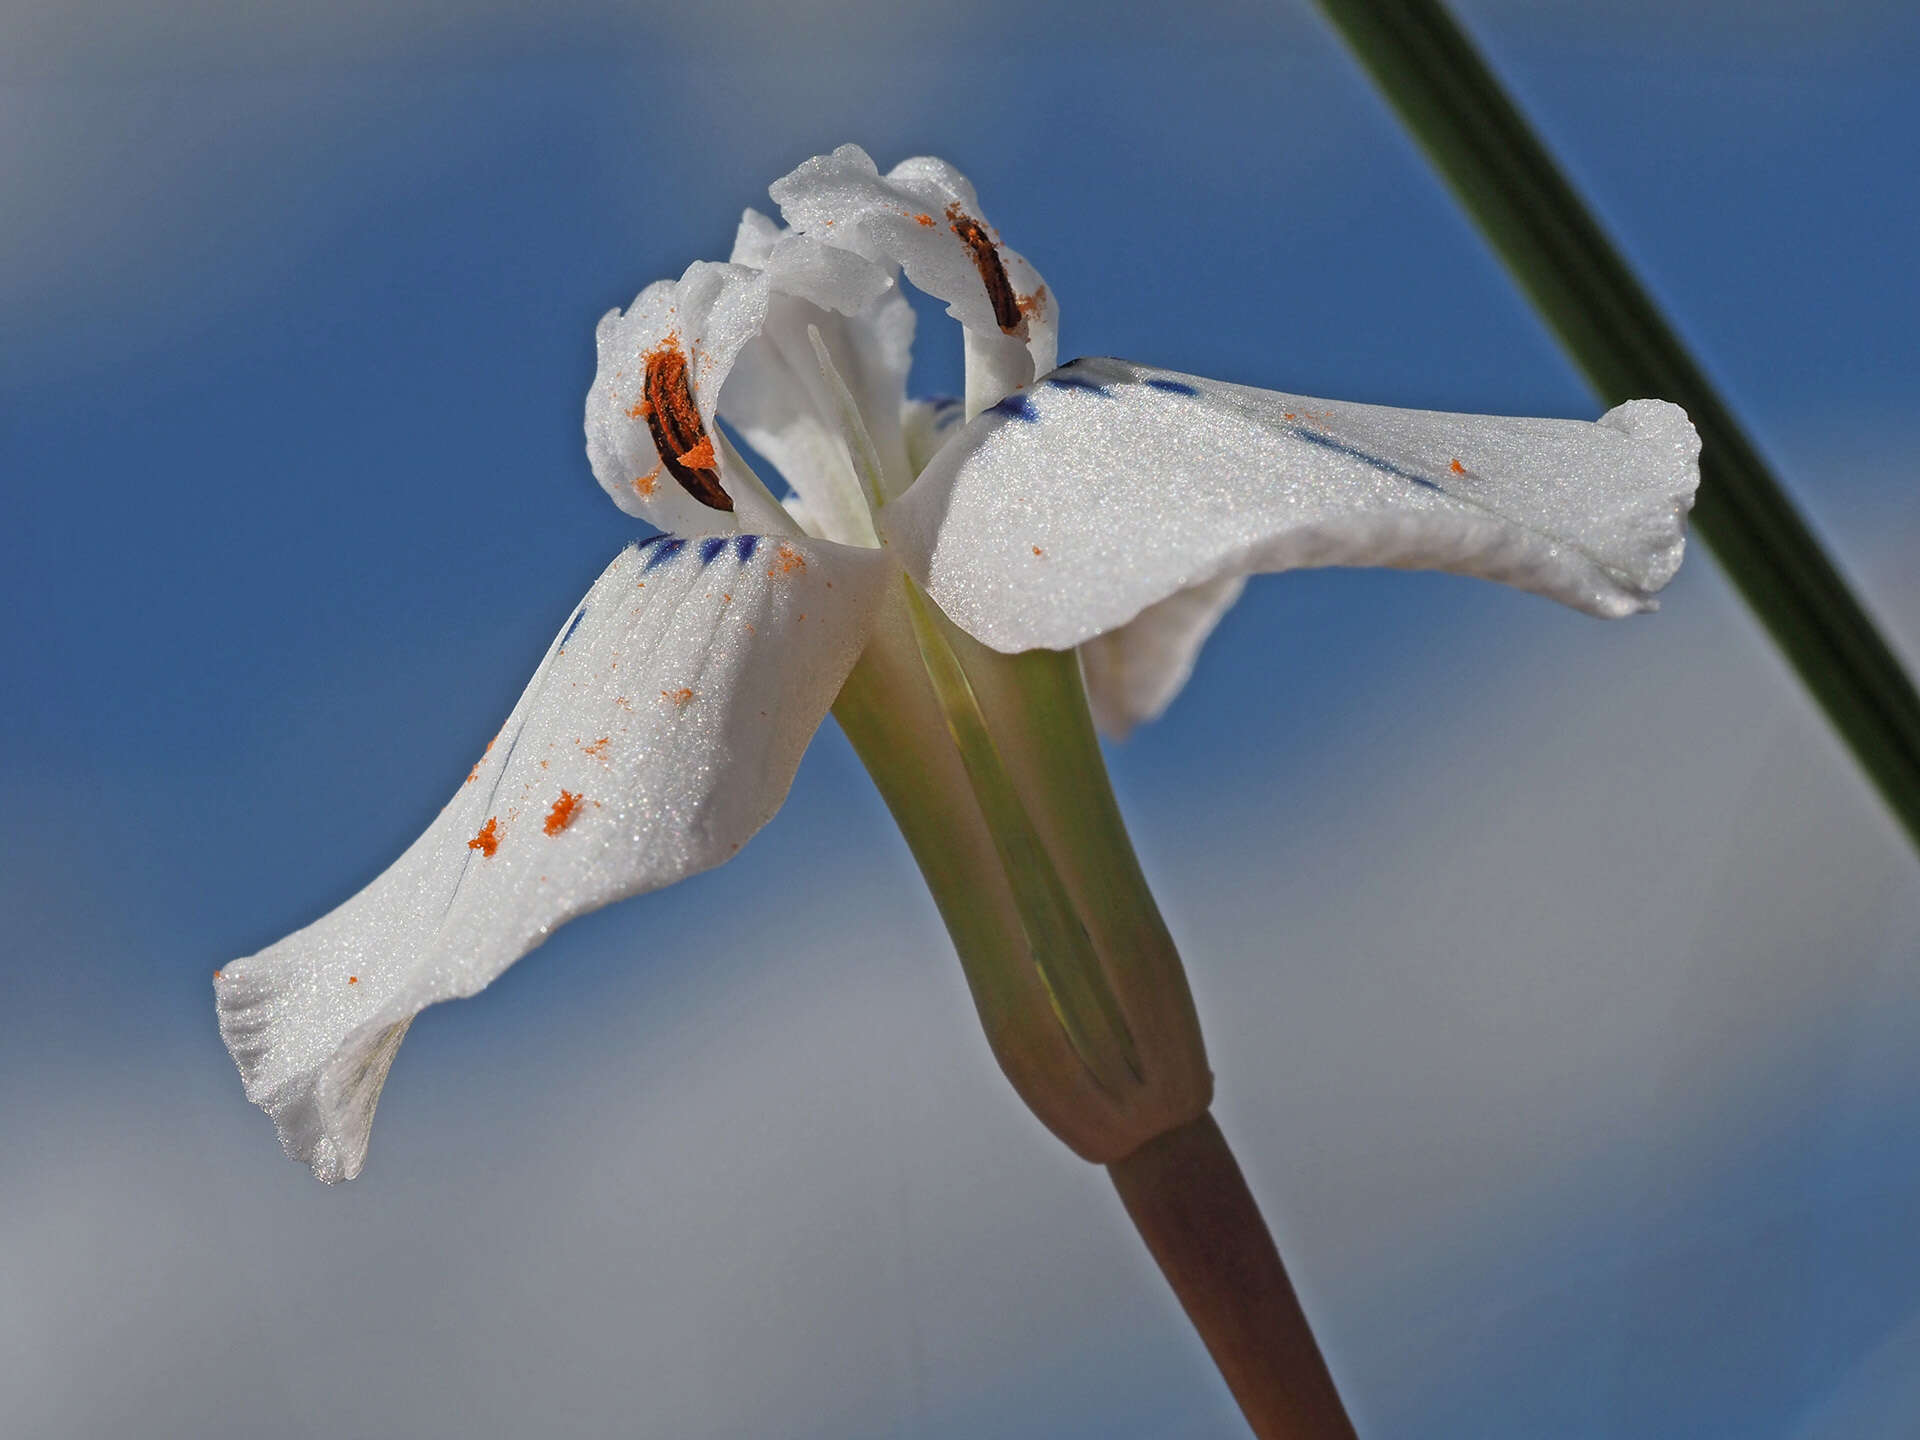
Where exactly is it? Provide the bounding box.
[583,736,611,758]
[468,817,501,857]
[1032,545,1045,556]
[678,436,716,471]
[544,790,583,836]
[1450,458,1466,474]
[769,543,806,577]
[348,976,358,985]
[1017,285,1048,318]
[914,212,935,227]
[663,687,695,706]
[626,398,652,421]
[633,469,659,498]
[212,970,223,981]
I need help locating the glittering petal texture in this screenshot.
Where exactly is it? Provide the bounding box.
[585,260,770,533]
[884,358,1701,654]
[769,145,1056,416]
[215,533,889,1181]
[1079,571,1248,740]
[720,209,914,539]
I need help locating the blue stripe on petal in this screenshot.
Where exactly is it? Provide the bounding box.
[1287,426,1442,492]
[646,537,687,570]
[1045,373,1110,396]
[1144,377,1198,396]
[992,393,1039,422]
[733,533,760,563]
[632,533,670,554]
[699,536,728,564]
[559,607,587,648]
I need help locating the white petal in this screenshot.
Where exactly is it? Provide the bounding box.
[1079,571,1247,740]
[720,211,915,538]
[883,358,1701,654]
[585,260,771,533]
[769,145,1056,413]
[216,533,890,1181]
[902,394,967,475]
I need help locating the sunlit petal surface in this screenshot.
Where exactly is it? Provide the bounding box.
[217,534,887,1180]
[888,359,1698,653]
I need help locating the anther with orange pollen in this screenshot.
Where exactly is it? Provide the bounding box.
[947,202,1023,336]
[639,338,732,512]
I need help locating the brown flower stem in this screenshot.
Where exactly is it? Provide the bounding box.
[1109,1113,1357,1439]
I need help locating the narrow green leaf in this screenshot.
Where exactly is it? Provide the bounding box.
[1312,0,1920,853]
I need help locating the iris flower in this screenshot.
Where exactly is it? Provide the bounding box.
[216,144,1700,1183]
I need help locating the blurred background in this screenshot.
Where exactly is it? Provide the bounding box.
[5,1,1919,1435]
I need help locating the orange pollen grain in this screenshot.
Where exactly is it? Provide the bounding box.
[1450,458,1466,474]
[1032,545,1045,556]
[769,542,806,577]
[914,212,935,227]
[348,976,358,984]
[468,817,501,857]
[633,468,659,498]
[213,970,223,981]
[1017,285,1049,317]
[544,790,583,836]
[626,398,652,421]
[677,436,716,471]
[663,687,695,706]
[582,736,611,758]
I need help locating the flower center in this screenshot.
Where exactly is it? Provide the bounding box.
[642,343,733,512]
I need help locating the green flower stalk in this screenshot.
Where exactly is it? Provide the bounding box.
[216,144,1701,1437]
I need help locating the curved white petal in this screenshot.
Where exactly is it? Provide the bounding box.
[720,208,915,539]
[769,145,1056,415]
[586,260,772,534]
[216,533,890,1181]
[1079,571,1247,740]
[884,358,1701,654]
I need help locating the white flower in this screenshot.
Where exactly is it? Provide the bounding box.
[217,144,1701,1182]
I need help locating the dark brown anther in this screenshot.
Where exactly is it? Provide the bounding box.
[641,342,733,512]
[947,205,1023,335]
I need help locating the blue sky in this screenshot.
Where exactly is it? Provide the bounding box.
[4,2,1919,1436]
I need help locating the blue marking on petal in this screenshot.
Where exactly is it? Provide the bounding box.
[699,536,728,565]
[646,537,687,570]
[559,607,587,648]
[1287,426,1442,492]
[733,533,760,562]
[1045,374,1110,396]
[992,393,1039,422]
[633,533,670,553]
[1144,377,1199,396]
